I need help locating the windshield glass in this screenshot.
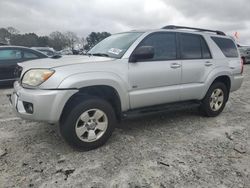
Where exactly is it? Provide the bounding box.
[88,32,143,58]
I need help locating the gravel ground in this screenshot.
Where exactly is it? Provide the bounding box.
[0,66,249,188]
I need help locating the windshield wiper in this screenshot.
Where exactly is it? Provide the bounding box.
[87,53,110,57]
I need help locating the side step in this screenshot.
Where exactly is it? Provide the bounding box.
[122,100,200,119]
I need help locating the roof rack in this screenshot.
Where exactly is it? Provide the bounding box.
[162,25,226,36]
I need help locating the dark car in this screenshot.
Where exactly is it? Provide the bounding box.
[0,42,7,46]
[0,46,47,85]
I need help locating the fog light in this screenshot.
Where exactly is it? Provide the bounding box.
[23,102,33,114]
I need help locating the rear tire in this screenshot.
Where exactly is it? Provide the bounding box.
[60,96,116,151]
[200,82,228,117]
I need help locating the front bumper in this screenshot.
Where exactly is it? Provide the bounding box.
[10,81,77,123]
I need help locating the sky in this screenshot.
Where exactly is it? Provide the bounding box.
[0,0,249,44]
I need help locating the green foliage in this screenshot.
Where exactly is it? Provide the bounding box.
[48,31,69,50]
[0,28,11,44]
[0,27,111,51]
[84,32,111,51]
[10,33,39,47]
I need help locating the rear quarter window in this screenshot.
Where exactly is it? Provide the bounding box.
[23,51,39,59]
[180,33,212,59]
[211,37,238,58]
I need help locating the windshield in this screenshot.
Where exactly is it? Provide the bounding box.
[88,32,143,58]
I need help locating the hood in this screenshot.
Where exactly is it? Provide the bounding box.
[19,55,115,70]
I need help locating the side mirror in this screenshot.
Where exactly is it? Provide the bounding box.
[129,46,154,63]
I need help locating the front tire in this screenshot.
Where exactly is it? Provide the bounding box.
[60,97,116,151]
[200,82,228,117]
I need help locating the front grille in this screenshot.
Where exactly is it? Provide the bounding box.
[13,65,23,80]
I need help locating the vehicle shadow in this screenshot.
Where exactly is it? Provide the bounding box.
[118,105,202,130]
[31,106,202,154]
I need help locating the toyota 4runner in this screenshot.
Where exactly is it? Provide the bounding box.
[9,25,244,150]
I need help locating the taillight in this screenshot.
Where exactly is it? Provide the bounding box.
[240,57,244,74]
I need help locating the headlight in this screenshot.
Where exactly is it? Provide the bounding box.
[22,69,55,87]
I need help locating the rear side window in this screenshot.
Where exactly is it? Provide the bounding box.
[0,49,22,60]
[211,37,238,57]
[180,34,212,59]
[138,32,177,61]
[23,51,38,59]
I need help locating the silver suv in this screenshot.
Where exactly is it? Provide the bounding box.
[10,25,244,150]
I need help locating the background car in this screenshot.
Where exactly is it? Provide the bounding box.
[0,42,7,46]
[238,44,250,64]
[0,46,47,85]
[59,48,73,55]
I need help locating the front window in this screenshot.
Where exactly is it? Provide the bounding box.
[88,32,143,58]
[0,49,22,60]
[137,32,177,61]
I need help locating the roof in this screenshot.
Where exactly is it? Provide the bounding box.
[31,47,55,51]
[125,25,228,37]
[162,25,226,35]
[0,45,34,49]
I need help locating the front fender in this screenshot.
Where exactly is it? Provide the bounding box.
[58,72,130,111]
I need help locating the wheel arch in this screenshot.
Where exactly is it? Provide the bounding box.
[203,74,231,101]
[60,85,123,123]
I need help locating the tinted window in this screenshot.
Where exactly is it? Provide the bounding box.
[180,34,202,59]
[0,49,22,60]
[211,37,238,57]
[23,51,38,59]
[138,32,177,60]
[201,37,212,59]
[39,50,54,56]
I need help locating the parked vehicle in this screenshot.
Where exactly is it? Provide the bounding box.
[72,49,80,55]
[238,45,250,64]
[79,48,87,55]
[0,46,47,85]
[31,47,56,57]
[10,26,244,150]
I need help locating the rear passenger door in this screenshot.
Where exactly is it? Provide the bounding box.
[179,33,213,100]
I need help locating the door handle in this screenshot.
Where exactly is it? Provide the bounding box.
[205,61,213,67]
[170,63,181,69]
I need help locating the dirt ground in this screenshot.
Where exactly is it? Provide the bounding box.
[0,66,249,188]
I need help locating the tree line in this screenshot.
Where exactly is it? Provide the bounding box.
[0,27,111,51]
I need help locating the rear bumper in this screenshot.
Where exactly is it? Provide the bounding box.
[10,81,77,123]
[231,74,244,92]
